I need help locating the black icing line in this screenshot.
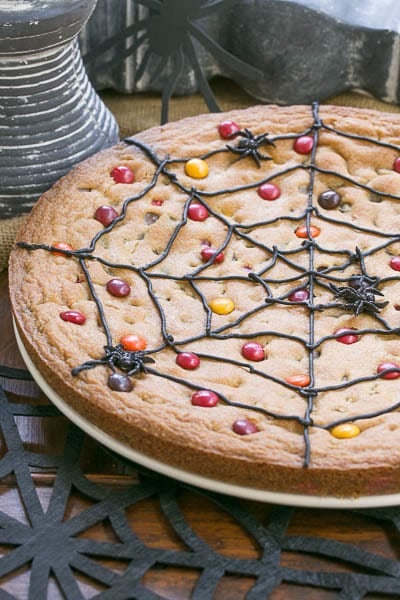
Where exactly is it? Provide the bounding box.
[300,100,321,465]
[318,397,400,431]
[79,258,113,347]
[144,365,313,426]
[321,121,400,152]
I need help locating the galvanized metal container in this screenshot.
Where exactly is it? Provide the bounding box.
[0,0,119,218]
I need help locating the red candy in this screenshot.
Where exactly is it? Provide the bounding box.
[257,182,281,201]
[389,256,400,271]
[191,390,219,407]
[232,419,259,435]
[241,341,265,361]
[293,135,314,154]
[151,198,164,206]
[218,120,240,139]
[176,352,200,370]
[393,157,400,173]
[377,362,400,379]
[60,310,86,325]
[106,278,131,297]
[200,247,224,264]
[95,205,119,227]
[111,165,135,184]
[288,289,309,302]
[334,328,359,345]
[187,202,209,221]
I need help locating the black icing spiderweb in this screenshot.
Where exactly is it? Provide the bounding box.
[18,101,400,469]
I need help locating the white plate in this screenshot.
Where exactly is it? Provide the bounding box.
[14,322,400,509]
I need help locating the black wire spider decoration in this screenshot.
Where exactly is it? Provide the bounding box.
[329,248,388,315]
[83,0,261,124]
[226,128,276,167]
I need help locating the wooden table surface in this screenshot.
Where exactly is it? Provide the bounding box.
[0,267,399,599]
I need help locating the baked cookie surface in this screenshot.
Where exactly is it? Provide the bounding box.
[9,102,400,498]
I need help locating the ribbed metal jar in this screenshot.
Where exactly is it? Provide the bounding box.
[0,0,119,218]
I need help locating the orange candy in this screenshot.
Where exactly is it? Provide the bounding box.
[295,225,320,239]
[52,242,74,257]
[120,334,147,351]
[285,374,311,387]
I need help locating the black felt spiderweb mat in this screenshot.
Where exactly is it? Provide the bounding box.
[1,364,400,599]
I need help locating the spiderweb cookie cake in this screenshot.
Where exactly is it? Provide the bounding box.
[9,103,400,498]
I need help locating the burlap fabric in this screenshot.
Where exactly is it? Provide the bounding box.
[2,79,400,272]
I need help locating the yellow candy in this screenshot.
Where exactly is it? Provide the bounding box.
[185,158,209,179]
[331,423,360,439]
[209,297,235,315]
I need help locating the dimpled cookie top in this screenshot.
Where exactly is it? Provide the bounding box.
[9,102,400,498]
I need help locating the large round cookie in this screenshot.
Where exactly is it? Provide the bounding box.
[9,103,400,498]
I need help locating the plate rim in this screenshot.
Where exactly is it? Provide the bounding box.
[13,319,400,509]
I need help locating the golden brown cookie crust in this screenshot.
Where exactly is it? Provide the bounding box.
[9,103,400,498]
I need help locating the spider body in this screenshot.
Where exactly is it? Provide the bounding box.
[226,129,276,167]
[85,0,260,124]
[329,277,388,316]
[148,0,205,56]
[72,344,155,377]
[110,345,155,375]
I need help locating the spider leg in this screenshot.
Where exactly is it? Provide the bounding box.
[161,49,185,125]
[136,46,153,82]
[127,365,140,377]
[71,358,109,376]
[363,300,389,314]
[142,356,156,364]
[256,133,276,147]
[128,362,150,376]
[255,151,273,162]
[83,19,150,65]
[252,152,261,168]
[334,302,354,312]
[229,149,252,163]
[376,300,389,308]
[198,0,225,17]
[354,302,364,316]
[239,149,253,162]
[138,0,160,9]
[184,37,220,113]
[226,144,242,154]
[188,21,260,79]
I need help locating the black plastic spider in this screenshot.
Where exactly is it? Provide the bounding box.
[329,275,388,316]
[83,0,260,124]
[71,344,155,377]
[226,129,276,167]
